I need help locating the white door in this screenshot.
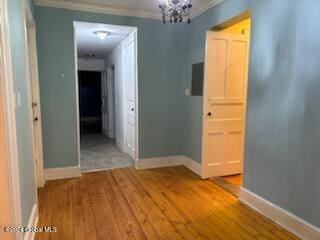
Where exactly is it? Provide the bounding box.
[202,31,249,178]
[27,28,45,187]
[107,67,116,139]
[123,34,136,160]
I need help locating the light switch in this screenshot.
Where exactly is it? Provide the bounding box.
[15,93,22,108]
[185,88,190,96]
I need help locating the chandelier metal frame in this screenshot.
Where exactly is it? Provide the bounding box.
[158,0,193,24]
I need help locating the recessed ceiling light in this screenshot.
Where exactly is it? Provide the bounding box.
[94,30,110,40]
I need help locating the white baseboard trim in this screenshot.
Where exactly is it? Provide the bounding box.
[135,155,184,170]
[135,155,202,176]
[24,204,38,240]
[182,156,202,176]
[116,140,126,153]
[44,166,81,181]
[239,188,320,240]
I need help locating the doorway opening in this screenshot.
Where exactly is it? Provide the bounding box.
[74,22,138,173]
[201,12,251,196]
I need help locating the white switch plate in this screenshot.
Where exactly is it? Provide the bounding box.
[15,93,22,108]
[185,88,190,96]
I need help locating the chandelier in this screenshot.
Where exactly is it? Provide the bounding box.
[158,0,193,24]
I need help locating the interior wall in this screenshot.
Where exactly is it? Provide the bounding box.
[182,0,320,228]
[32,0,320,229]
[7,0,36,226]
[35,6,186,168]
[77,57,105,71]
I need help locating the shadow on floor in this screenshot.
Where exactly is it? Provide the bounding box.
[211,174,242,197]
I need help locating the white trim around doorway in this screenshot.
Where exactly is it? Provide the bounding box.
[73,22,140,171]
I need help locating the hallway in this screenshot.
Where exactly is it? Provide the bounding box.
[80,134,133,172]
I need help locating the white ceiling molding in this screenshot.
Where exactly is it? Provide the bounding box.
[34,0,224,20]
[34,0,161,19]
[191,0,224,18]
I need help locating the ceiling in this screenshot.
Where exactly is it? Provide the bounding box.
[75,22,135,58]
[35,0,223,19]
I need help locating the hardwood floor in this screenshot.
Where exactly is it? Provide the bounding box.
[36,166,300,240]
[223,174,243,187]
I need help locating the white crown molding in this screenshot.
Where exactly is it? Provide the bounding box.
[34,0,162,20]
[34,0,224,20]
[191,0,224,18]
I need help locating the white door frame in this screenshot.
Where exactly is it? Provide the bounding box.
[0,0,23,239]
[133,29,139,162]
[73,23,82,170]
[201,26,250,179]
[24,5,45,188]
[122,31,138,161]
[73,22,140,167]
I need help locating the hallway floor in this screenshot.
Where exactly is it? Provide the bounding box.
[80,134,133,172]
[36,166,300,240]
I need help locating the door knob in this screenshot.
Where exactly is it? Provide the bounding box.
[131,108,134,112]
[34,117,39,122]
[207,112,212,116]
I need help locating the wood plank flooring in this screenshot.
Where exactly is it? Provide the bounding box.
[223,174,243,187]
[36,166,300,240]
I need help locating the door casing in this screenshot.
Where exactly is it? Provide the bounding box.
[73,22,140,168]
[123,32,137,160]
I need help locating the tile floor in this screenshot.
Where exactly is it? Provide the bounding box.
[80,134,133,172]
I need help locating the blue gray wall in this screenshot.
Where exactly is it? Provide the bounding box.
[7,0,36,225]
[35,0,320,228]
[182,0,320,227]
[35,7,186,168]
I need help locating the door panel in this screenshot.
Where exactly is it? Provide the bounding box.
[226,131,243,164]
[207,132,224,167]
[227,40,247,99]
[123,34,136,160]
[27,28,44,188]
[202,31,249,178]
[207,39,228,98]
